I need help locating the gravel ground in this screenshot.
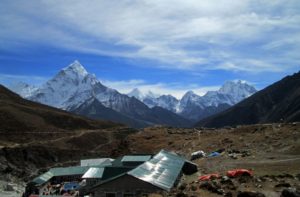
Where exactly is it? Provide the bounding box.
[0,180,25,197]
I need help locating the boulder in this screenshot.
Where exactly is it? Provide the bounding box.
[4,183,14,191]
[237,191,265,197]
[281,188,300,197]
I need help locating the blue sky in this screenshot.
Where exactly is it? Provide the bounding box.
[0,0,299,98]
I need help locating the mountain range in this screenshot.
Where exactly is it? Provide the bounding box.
[7,60,257,128]
[9,61,191,128]
[127,80,257,121]
[196,71,300,128]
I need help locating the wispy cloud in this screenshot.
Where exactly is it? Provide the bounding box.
[0,1,299,73]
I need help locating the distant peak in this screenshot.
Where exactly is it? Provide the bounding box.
[127,88,144,99]
[185,90,195,95]
[219,80,257,96]
[63,60,88,76]
[132,88,141,92]
[128,88,142,95]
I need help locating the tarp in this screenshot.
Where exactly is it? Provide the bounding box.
[227,169,253,177]
[208,152,220,157]
[63,182,80,190]
[199,173,220,181]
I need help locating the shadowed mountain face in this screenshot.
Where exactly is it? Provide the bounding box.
[196,71,300,128]
[70,97,151,128]
[0,84,121,133]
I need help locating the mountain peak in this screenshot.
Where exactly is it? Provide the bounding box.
[7,81,37,98]
[219,80,256,94]
[218,80,257,103]
[183,90,196,97]
[63,60,88,77]
[127,88,144,100]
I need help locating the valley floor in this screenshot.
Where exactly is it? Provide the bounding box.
[0,123,299,196]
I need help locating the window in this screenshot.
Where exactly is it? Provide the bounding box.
[105,192,116,197]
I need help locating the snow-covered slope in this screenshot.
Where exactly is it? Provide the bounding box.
[7,82,37,98]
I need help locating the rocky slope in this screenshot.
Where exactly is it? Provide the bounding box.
[0,84,136,184]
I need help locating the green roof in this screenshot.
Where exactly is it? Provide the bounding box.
[32,166,91,185]
[32,171,54,185]
[50,166,90,176]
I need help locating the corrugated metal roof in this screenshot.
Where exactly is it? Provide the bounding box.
[127,150,185,191]
[82,167,105,179]
[32,166,91,185]
[121,155,152,162]
[80,158,114,167]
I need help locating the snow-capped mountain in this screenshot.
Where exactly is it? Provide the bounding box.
[26,60,191,128]
[7,82,38,98]
[128,88,179,112]
[177,80,257,120]
[144,94,179,113]
[29,60,98,110]
[218,80,257,103]
[126,80,256,121]
[7,60,256,126]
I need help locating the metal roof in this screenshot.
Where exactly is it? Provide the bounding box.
[82,167,105,179]
[32,166,91,185]
[50,166,90,176]
[80,158,114,167]
[32,171,54,185]
[127,150,185,191]
[121,155,152,162]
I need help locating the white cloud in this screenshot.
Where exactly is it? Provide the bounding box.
[0,0,299,72]
[102,79,219,99]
